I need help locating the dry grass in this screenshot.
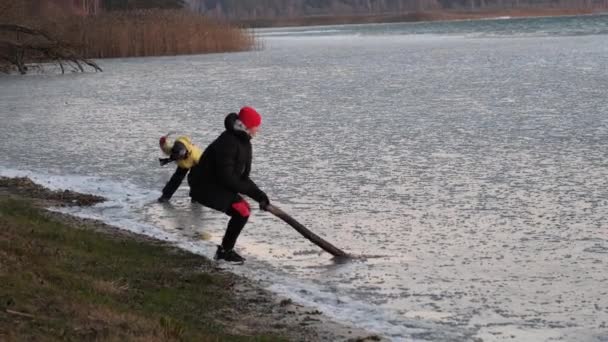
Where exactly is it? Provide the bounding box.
[70,304,160,340]
[1,1,256,61]
[91,279,130,296]
[59,10,256,58]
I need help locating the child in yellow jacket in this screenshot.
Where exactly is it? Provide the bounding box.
[158,134,202,202]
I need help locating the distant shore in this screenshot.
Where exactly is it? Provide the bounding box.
[0,176,382,341]
[238,7,605,27]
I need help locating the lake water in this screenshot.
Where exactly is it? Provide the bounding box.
[2,14,608,341]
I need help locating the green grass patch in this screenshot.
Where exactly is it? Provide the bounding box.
[0,198,284,341]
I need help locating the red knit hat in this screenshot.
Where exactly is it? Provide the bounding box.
[238,106,261,129]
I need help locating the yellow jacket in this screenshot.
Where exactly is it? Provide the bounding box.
[160,136,202,169]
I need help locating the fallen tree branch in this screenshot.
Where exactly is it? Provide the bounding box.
[0,24,102,74]
[0,24,56,43]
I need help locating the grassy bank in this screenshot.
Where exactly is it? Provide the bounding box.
[0,198,281,341]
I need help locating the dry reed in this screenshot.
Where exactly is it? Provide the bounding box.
[58,9,256,58]
[1,3,256,60]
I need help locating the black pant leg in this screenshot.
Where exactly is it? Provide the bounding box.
[221,204,249,250]
[161,167,188,199]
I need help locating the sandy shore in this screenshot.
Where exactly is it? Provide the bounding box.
[0,176,384,341]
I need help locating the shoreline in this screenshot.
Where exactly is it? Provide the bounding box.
[238,8,606,27]
[0,176,384,341]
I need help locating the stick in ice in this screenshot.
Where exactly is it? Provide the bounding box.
[265,204,350,259]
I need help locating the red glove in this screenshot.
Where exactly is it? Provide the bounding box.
[231,199,251,218]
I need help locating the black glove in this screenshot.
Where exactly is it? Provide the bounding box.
[258,193,270,211]
[170,142,188,161]
[159,158,172,166]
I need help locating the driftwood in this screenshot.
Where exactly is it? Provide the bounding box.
[266,204,350,258]
[0,23,101,74]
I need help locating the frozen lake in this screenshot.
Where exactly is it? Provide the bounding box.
[2,14,608,341]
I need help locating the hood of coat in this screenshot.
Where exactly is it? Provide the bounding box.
[224,112,251,140]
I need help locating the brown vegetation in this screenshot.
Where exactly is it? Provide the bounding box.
[0,177,105,205]
[64,10,256,59]
[0,1,256,74]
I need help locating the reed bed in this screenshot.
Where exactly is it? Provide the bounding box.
[58,9,256,58]
[1,4,256,61]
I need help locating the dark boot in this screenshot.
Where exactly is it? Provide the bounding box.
[214,245,245,263]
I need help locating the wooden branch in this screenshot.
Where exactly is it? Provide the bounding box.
[266,204,350,258]
[80,58,103,72]
[0,24,56,43]
[0,24,102,74]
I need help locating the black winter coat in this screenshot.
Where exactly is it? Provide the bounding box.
[188,113,266,212]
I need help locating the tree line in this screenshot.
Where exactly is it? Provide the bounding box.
[182,0,608,19]
[102,0,185,11]
[21,0,608,18]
